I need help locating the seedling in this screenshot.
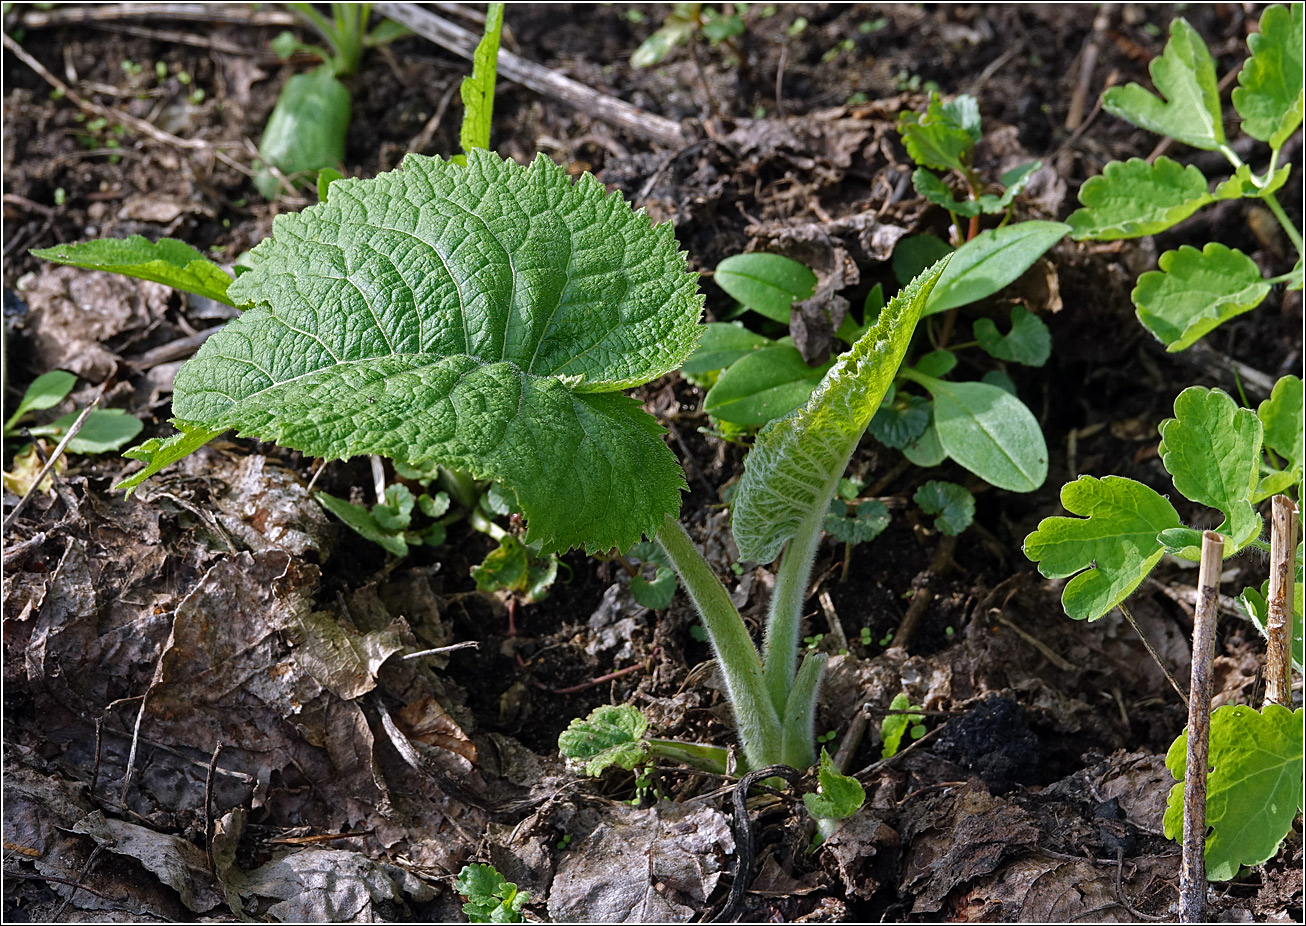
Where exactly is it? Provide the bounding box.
[879,692,925,759]
[454,863,527,924]
[629,2,747,70]
[1066,6,1303,349]
[3,370,142,495]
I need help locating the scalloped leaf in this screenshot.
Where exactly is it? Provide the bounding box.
[1259,374,1304,474]
[557,704,651,777]
[731,259,946,563]
[897,92,979,173]
[115,421,225,495]
[1232,4,1304,149]
[32,235,236,306]
[1067,157,1213,240]
[1158,386,1263,553]
[974,306,1051,366]
[824,498,891,545]
[1164,704,1303,881]
[1024,475,1181,621]
[1134,243,1272,351]
[1102,17,1225,150]
[913,480,974,535]
[154,151,703,553]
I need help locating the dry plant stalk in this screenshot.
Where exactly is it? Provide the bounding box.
[1264,495,1298,708]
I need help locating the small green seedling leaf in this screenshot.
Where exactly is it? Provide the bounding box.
[1213,162,1292,200]
[892,234,953,287]
[907,374,1047,492]
[913,349,957,379]
[418,490,451,519]
[628,541,678,610]
[316,491,410,556]
[458,3,504,157]
[824,499,891,545]
[897,92,980,174]
[913,480,974,535]
[868,391,931,449]
[902,417,947,468]
[913,161,1042,218]
[630,8,698,68]
[373,484,415,531]
[1164,704,1304,881]
[880,692,925,758]
[455,862,528,924]
[1066,157,1213,241]
[1133,244,1272,352]
[733,258,947,562]
[925,221,1069,316]
[803,747,865,825]
[116,422,224,496]
[1258,374,1303,475]
[714,253,817,324]
[1232,4,1304,149]
[5,370,77,432]
[149,151,702,554]
[26,409,143,454]
[471,535,558,602]
[31,236,235,306]
[317,166,343,202]
[704,343,831,427]
[1024,475,1181,621]
[1103,17,1225,151]
[557,704,651,776]
[682,322,773,375]
[974,306,1051,366]
[1158,386,1262,552]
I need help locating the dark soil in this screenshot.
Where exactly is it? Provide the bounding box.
[4,3,1301,923]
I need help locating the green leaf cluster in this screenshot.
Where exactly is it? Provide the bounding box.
[630,3,745,69]
[1164,705,1303,881]
[1067,5,1304,350]
[471,534,559,603]
[803,747,865,833]
[1026,380,1302,621]
[315,484,449,557]
[455,863,528,924]
[880,692,926,759]
[4,370,143,457]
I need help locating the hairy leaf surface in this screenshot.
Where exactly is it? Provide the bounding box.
[161,151,703,552]
[731,259,945,563]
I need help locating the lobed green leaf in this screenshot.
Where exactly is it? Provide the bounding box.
[1102,17,1225,150]
[974,305,1051,366]
[1134,243,1272,351]
[115,422,225,495]
[1232,4,1304,149]
[897,92,980,173]
[32,236,235,306]
[1024,475,1180,621]
[1066,157,1213,240]
[731,259,946,563]
[867,390,931,450]
[803,747,865,822]
[913,480,975,535]
[1164,705,1303,881]
[824,498,891,545]
[155,151,702,553]
[1159,386,1263,553]
[1258,374,1303,475]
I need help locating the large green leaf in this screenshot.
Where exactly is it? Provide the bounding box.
[1158,386,1263,553]
[32,235,235,306]
[1024,475,1181,621]
[924,221,1069,315]
[1164,705,1303,881]
[704,343,831,427]
[1067,157,1213,240]
[1103,17,1225,150]
[145,151,703,553]
[907,374,1047,492]
[1232,4,1304,149]
[732,259,946,563]
[1134,244,1272,351]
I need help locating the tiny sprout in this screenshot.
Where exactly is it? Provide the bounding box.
[155,61,168,80]
[556,833,572,850]
[177,71,192,85]
[53,188,65,206]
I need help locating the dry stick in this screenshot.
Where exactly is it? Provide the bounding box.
[2,32,216,151]
[1180,530,1223,924]
[1119,602,1190,708]
[1264,495,1298,708]
[1066,6,1112,131]
[1,384,106,534]
[17,2,298,28]
[204,743,223,874]
[372,3,690,149]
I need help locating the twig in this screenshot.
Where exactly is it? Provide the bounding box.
[831,704,868,774]
[372,3,689,148]
[400,640,480,660]
[817,590,847,653]
[51,843,110,922]
[1264,495,1298,708]
[2,32,219,151]
[1119,603,1189,708]
[204,743,222,874]
[1180,531,1223,923]
[1066,7,1112,130]
[119,690,152,810]
[892,534,957,650]
[89,717,105,800]
[538,659,648,695]
[992,611,1076,672]
[17,2,297,28]
[2,384,106,534]
[407,81,460,155]
[713,764,801,923]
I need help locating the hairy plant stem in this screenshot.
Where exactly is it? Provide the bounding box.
[763,498,831,716]
[656,515,779,769]
[467,506,507,542]
[646,738,728,775]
